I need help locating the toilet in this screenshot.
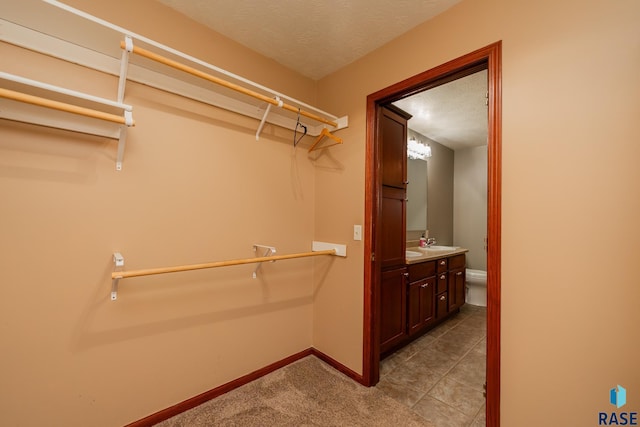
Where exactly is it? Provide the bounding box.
[465,269,487,306]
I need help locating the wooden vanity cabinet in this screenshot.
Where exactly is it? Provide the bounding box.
[407,261,436,335]
[413,253,467,326]
[448,254,466,311]
[380,267,408,353]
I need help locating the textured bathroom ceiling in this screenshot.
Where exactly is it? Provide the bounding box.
[393,70,488,151]
[156,0,462,80]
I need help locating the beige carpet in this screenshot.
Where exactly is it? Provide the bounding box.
[155,355,433,426]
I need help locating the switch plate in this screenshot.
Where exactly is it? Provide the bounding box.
[353,225,362,241]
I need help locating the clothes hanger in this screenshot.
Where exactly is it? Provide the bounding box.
[308,127,343,152]
[293,108,307,147]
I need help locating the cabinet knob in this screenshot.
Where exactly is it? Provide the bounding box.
[440,274,446,280]
[456,271,463,276]
[404,272,409,278]
[440,260,446,265]
[439,295,446,301]
[421,284,428,288]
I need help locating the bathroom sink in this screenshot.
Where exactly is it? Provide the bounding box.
[405,250,423,258]
[419,245,459,254]
[421,245,458,251]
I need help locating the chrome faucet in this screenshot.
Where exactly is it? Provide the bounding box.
[426,237,436,247]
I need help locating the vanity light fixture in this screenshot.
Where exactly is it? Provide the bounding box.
[408,136,432,160]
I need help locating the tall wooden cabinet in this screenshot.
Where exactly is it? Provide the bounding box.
[378,105,412,354]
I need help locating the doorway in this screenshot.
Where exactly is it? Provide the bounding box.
[363,42,501,426]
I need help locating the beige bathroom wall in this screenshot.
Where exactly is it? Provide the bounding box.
[315,0,640,425]
[454,145,488,270]
[0,1,325,425]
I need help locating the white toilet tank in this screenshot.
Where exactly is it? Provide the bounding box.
[465,268,487,307]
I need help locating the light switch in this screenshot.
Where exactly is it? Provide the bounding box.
[353,225,362,241]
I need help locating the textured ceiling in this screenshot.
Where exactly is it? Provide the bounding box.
[393,70,488,151]
[156,0,462,80]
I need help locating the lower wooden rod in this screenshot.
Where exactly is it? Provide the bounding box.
[112,249,336,279]
[0,88,133,126]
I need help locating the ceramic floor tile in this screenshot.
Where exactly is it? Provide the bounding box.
[384,360,443,393]
[446,352,486,391]
[405,345,460,376]
[412,395,473,427]
[469,338,487,356]
[380,353,403,378]
[410,332,437,351]
[458,316,486,333]
[445,321,485,340]
[427,376,486,416]
[429,333,480,360]
[426,321,456,338]
[375,377,425,407]
[470,404,486,427]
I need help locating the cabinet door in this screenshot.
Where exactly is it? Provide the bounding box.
[448,268,466,311]
[408,277,435,335]
[380,186,406,269]
[380,267,408,353]
[379,106,410,189]
[436,292,448,320]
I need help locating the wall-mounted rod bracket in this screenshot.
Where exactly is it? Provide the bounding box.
[115,36,133,170]
[312,241,347,257]
[116,126,127,171]
[117,36,133,103]
[112,252,125,300]
[255,97,283,141]
[252,244,276,278]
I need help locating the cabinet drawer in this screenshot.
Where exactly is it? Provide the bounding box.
[449,254,466,270]
[408,261,436,282]
[436,292,448,319]
[436,258,448,273]
[436,272,448,294]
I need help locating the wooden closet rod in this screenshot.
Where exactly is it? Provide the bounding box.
[112,249,336,280]
[0,87,134,126]
[121,41,338,128]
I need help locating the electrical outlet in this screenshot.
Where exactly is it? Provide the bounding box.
[353,225,362,241]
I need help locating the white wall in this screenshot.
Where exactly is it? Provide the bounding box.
[454,145,488,270]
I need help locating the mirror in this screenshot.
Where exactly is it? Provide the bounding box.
[406,147,428,232]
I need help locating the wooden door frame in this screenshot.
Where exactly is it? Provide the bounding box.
[363,41,502,426]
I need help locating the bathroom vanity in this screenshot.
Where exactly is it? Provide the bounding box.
[380,247,468,356]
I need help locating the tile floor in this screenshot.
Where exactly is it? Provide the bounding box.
[377,304,487,427]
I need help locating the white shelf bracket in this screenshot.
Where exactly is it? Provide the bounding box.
[116,126,127,171]
[112,252,124,300]
[117,36,133,103]
[312,241,347,257]
[255,97,282,141]
[252,244,276,278]
[114,36,133,171]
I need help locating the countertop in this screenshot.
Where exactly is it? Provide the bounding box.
[405,247,469,265]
